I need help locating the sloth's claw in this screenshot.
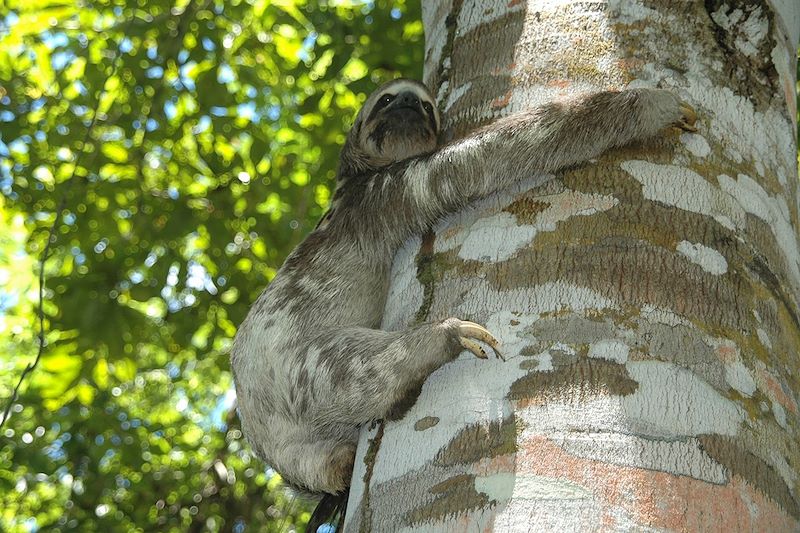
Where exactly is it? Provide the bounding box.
[458,321,504,361]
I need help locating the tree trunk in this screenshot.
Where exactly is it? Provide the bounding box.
[345,1,800,530]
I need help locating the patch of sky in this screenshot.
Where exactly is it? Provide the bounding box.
[298,32,318,62]
[71,104,89,116]
[186,260,218,294]
[44,436,67,461]
[146,65,164,79]
[166,362,180,379]
[1,11,20,30]
[0,111,13,122]
[360,1,375,14]
[267,104,280,121]
[144,251,158,268]
[210,388,236,430]
[94,238,108,254]
[119,37,133,54]
[0,292,19,312]
[164,99,177,120]
[146,45,158,60]
[391,7,402,19]
[167,186,179,199]
[41,31,68,49]
[99,449,116,470]
[186,262,207,291]
[9,138,28,153]
[201,37,215,51]
[98,128,123,141]
[217,63,235,83]
[237,101,257,121]
[192,115,211,134]
[179,61,197,90]
[210,106,228,117]
[166,264,180,287]
[0,173,12,196]
[145,118,158,131]
[51,51,74,70]
[177,49,189,64]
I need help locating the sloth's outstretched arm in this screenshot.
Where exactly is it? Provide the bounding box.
[352,88,695,250]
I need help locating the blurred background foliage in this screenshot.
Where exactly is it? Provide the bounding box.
[0,0,423,531]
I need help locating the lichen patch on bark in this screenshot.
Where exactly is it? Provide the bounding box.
[405,473,491,526]
[414,416,440,431]
[435,416,519,466]
[508,357,638,405]
[699,434,800,519]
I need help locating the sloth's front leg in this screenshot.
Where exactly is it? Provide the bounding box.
[308,318,501,425]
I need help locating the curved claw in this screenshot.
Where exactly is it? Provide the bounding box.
[676,102,698,132]
[460,337,489,359]
[458,321,504,361]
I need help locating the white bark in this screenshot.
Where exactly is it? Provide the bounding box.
[346,1,800,531]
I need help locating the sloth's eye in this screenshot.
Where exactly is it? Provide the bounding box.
[422,102,433,114]
[376,93,395,109]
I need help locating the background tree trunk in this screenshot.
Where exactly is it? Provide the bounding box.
[345,1,800,530]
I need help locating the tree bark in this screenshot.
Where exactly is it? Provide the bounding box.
[345,1,800,530]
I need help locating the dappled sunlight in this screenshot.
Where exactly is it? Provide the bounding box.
[0,0,423,530]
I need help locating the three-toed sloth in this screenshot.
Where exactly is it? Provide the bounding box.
[231,79,696,495]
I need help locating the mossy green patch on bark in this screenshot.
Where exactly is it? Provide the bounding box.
[413,230,437,324]
[359,421,386,533]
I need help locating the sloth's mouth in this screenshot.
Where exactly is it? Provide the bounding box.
[389,103,422,116]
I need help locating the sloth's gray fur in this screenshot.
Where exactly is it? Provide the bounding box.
[231,78,694,494]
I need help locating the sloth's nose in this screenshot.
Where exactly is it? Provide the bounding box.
[396,91,420,108]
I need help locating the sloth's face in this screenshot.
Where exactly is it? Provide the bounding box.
[351,79,440,167]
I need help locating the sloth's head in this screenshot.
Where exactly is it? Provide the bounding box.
[340,79,440,176]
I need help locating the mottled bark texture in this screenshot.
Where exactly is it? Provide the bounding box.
[345,1,800,531]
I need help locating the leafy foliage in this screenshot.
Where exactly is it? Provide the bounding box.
[0,0,423,530]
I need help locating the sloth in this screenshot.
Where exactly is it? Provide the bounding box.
[231,79,697,500]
